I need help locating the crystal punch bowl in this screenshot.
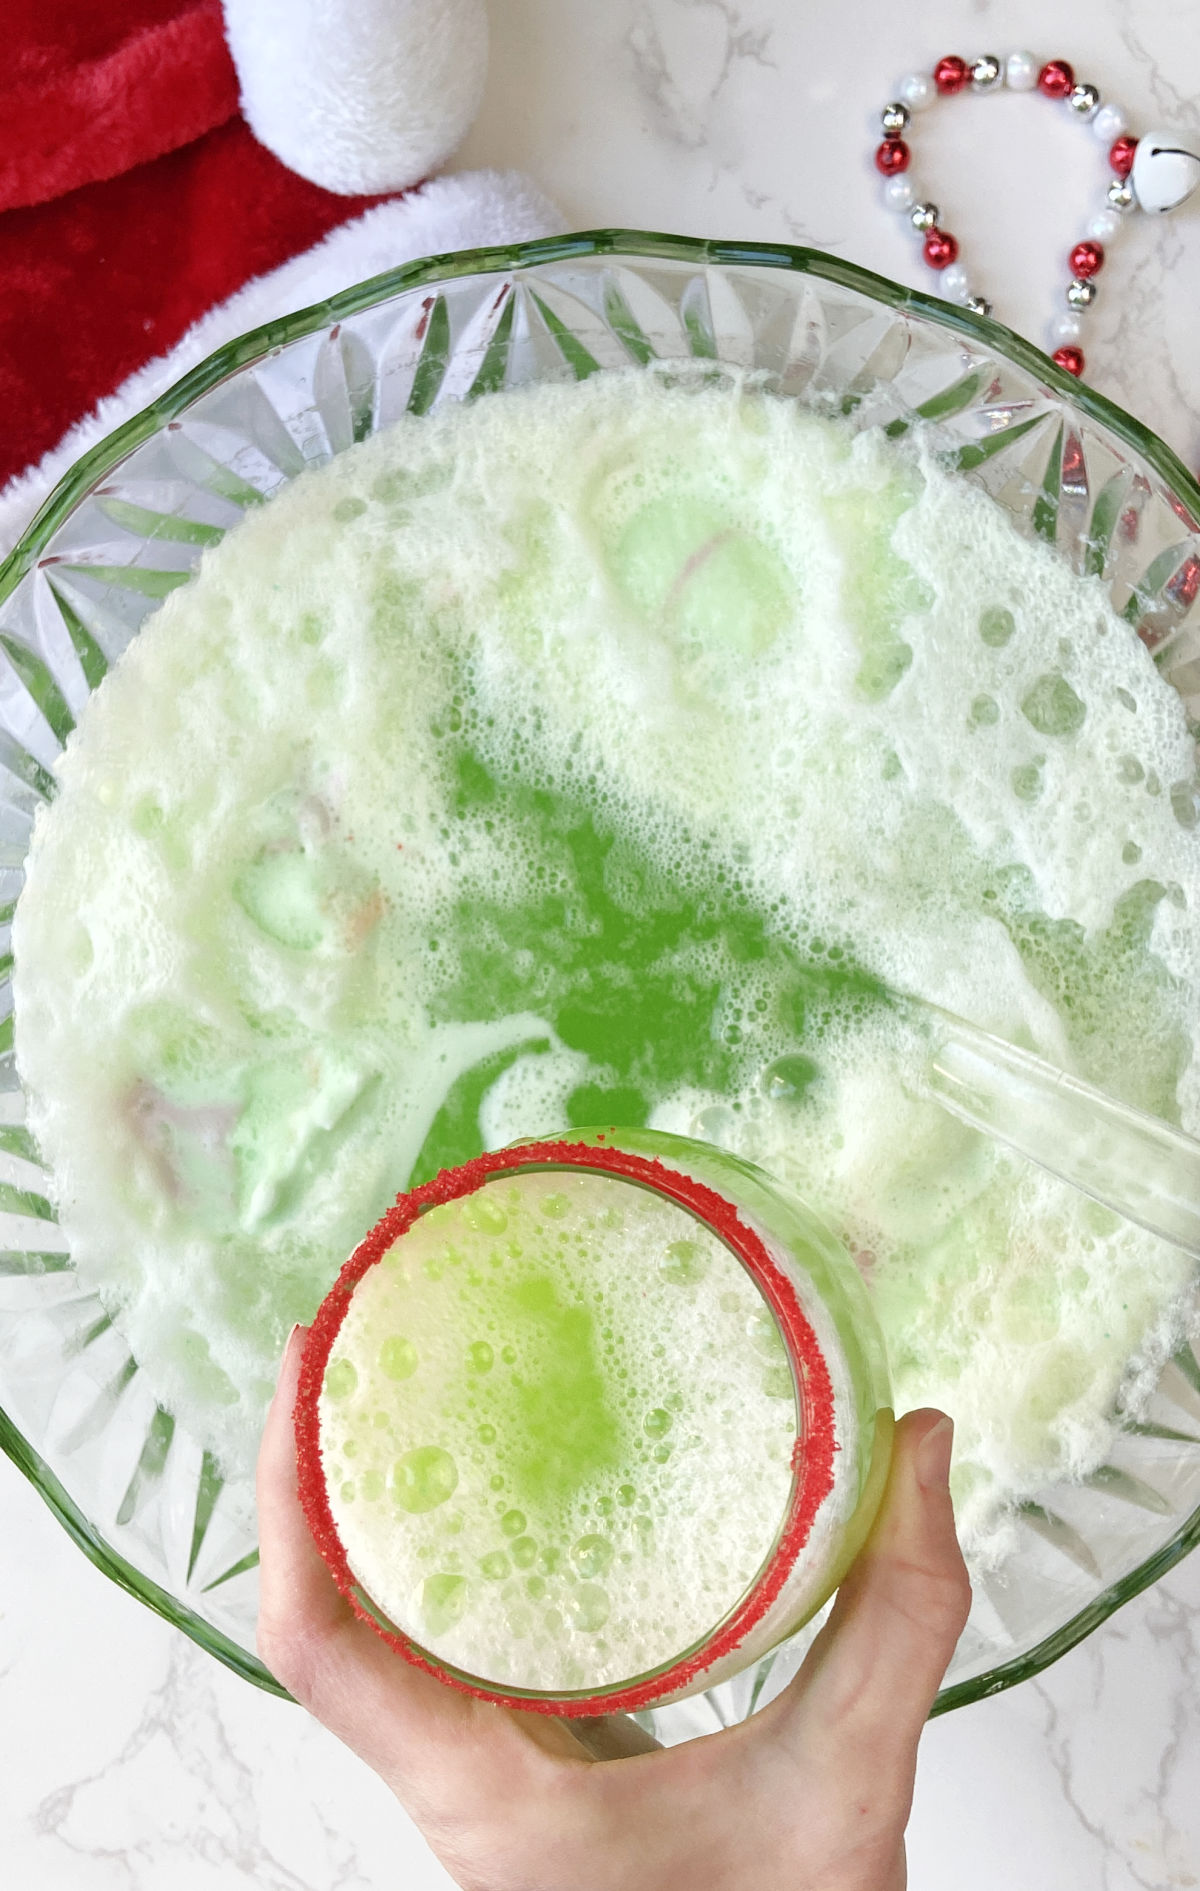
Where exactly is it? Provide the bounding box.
[0,232,1198,1743]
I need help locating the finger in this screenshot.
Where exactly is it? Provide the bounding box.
[256,1325,354,1650]
[762,1409,971,1775]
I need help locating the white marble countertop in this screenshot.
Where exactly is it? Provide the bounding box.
[4,1,1200,1886]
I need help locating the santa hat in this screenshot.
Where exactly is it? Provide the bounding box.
[1,0,561,528]
[224,0,489,195]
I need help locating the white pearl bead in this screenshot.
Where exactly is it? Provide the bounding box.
[882,174,917,212]
[1092,103,1128,142]
[1005,50,1039,92]
[1051,311,1086,346]
[1087,207,1123,243]
[941,262,971,302]
[896,71,935,111]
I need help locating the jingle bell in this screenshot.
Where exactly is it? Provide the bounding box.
[1131,131,1200,214]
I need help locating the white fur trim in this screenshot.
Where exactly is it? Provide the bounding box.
[222,0,488,195]
[0,170,564,558]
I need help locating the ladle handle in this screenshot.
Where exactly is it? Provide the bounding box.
[921,1007,1200,1262]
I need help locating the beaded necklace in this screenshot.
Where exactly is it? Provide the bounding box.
[875,52,1200,380]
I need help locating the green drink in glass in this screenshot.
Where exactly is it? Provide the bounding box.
[297,1128,892,1714]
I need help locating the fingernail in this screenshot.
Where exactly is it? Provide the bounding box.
[915,1415,954,1491]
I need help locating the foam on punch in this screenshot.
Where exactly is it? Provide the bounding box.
[13,368,1199,1564]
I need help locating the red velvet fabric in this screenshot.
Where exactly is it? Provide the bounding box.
[0,2,392,491]
[1,0,239,212]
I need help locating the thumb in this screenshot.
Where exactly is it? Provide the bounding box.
[762,1409,971,1778]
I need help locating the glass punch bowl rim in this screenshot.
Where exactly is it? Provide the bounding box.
[1,228,1198,1724]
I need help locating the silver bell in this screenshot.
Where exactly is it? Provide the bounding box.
[881,101,910,136]
[1066,277,1098,310]
[1131,129,1200,213]
[971,55,1002,92]
[1106,176,1136,213]
[1068,82,1101,118]
[910,202,940,233]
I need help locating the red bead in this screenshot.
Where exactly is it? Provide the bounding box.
[875,139,910,176]
[924,229,959,269]
[1070,240,1104,278]
[1110,134,1138,177]
[1052,345,1085,377]
[933,55,970,94]
[1038,59,1075,98]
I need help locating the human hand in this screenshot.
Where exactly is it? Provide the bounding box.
[258,1327,970,1891]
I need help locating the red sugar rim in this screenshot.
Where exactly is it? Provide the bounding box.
[294,1138,836,1717]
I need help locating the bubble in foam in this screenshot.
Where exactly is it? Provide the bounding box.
[565,1583,611,1634]
[380,1336,418,1380]
[658,1238,709,1285]
[978,606,1015,648]
[421,1573,470,1636]
[391,1446,459,1513]
[1172,781,1199,829]
[1021,673,1087,739]
[325,1358,357,1401]
[462,1195,508,1235]
[570,1533,615,1579]
[1011,758,1045,802]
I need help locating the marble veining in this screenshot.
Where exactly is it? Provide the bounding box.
[626,1,777,153]
[4,2,1200,1886]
